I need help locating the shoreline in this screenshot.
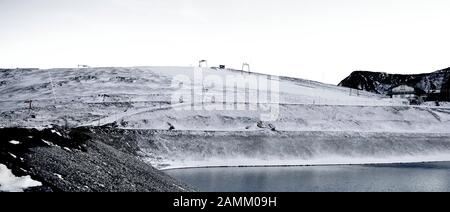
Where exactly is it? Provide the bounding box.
[161,160,450,171]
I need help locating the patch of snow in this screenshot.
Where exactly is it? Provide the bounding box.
[8,153,17,159]
[0,164,42,192]
[53,173,64,180]
[42,139,57,147]
[51,130,62,137]
[9,140,20,145]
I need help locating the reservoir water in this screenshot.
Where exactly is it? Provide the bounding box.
[165,162,450,192]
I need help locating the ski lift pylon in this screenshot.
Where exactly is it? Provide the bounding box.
[242,63,250,74]
[199,60,208,68]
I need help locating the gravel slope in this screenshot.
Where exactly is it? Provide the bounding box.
[0,126,192,192]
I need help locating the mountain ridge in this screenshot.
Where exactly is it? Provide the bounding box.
[338,67,450,101]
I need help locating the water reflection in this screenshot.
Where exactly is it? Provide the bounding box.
[165,162,450,192]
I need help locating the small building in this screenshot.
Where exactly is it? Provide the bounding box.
[390,85,416,99]
[389,85,427,105]
[219,65,226,69]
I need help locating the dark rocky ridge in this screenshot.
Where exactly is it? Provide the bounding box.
[0,126,192,192]
[338,67,450,100]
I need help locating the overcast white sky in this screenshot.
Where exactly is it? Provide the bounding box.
[1,0,450,84]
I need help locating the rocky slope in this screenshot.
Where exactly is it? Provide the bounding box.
[0,126,192,192]
[338,67,450,100]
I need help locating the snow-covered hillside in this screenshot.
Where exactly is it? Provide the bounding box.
[2,67,450,169]
[2,66,441,133]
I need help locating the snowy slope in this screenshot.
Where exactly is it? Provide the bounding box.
[1,66,432,132]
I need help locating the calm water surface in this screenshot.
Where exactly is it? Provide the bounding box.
[165,162,450,192]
